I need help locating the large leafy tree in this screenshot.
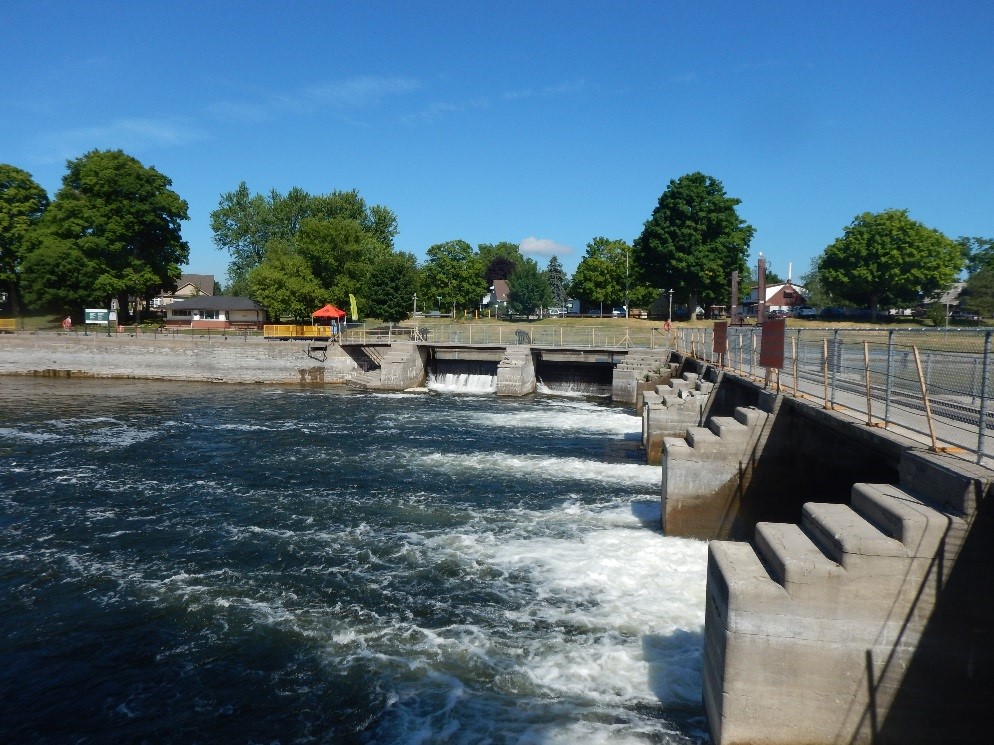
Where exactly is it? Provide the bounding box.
[569,238,655,313]
[295,217,390,310]
[419,240,487,312]
[211,183,397,293]
[366,252,419,322]
[633,172,754,313]
[477,242,523,270]
[959,266,994,319]
[0,165,50,314]
[959,236,994,276]
[817,209,962,320]
[570,238,626,312]
[507,257,552,315]
[22,150,188,319]
[247,246,325,321]
[544,255,568,308]
[484,256,517,283]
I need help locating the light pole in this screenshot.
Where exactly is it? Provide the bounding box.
[625,247,629,319]
[668,289,674,324]
[436,296,441,312]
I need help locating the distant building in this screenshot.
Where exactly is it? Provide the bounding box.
[153,274,215,309]
[743,281,807,315]
[164,296,265,329]
[482,279,510,313]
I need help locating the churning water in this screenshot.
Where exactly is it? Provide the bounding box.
[0,378,708,744]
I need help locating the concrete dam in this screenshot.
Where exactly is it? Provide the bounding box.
[342,337,993,744]
[3,330,991,742]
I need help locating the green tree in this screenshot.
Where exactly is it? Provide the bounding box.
[211,184,398,292]
[507,257,552,315]
[367,252,419,322]
[20,243,102,313]
[477,242,523,271]
[420,240,486,313]
[23,150,188,320]
[959,266,994,318]
[817,209,962,320]
[295,217,389,310]
[210,182,275,294]
[0,165,50,314]
[247,247,325,321]
[959,236,994,276]
[569,237,651,313]
[485,255,517,283]
[544,255,568,308]
[799,259,834,308]
[633,172,754,313]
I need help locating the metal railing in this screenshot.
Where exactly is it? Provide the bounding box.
[340,322,674,349]
[675,326,994,466]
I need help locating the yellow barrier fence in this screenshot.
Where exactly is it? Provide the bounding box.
[263,324,333,339]
[0,318,17,332]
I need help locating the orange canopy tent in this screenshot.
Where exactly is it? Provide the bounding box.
[311,304,347,320]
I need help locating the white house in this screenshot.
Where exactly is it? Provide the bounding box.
[164,296,266,329]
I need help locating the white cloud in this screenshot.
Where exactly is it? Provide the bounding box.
[31,117,203,162]
[303,75,422,107]
[209,75,422,124]
[520,237,573,257]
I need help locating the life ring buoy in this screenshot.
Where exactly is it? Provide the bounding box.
[117,325,124,333]
[62,318,72,330]
[663,320,672,331]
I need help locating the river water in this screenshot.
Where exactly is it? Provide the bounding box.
[0,377,708,744]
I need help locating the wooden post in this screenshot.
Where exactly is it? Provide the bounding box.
[912,345,940,451]
[823,338,830,409]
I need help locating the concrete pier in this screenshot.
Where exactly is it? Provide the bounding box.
[495,346,536,396]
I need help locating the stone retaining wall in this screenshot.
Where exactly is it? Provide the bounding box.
[0,332,360,384]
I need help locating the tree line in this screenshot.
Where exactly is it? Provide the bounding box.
[2,151,988,325]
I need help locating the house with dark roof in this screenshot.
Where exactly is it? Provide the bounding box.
[153,274,216,310]
[164,296,266,329]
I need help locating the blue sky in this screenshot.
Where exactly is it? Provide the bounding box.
[2,1,992,286]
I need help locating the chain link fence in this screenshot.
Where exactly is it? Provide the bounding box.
[675,326,994,466]
[341,322,673,349]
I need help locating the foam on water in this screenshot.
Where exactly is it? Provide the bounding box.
[1,379,708,744]
[408,449,660,487]
[471,399,642,437]
[426,372,498,394]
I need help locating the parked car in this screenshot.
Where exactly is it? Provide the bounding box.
[766,309,788,320]
[586,310,602,317]
[951,310,982,323]
[795,306,818,319]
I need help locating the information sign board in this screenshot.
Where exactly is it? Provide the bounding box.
[84,309,110,325]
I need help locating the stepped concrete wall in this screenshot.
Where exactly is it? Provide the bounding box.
[661,374,912,540]
[673,371,994,744]
[0,332,359,384]
[704,452,993,744]
[372,341,427,390]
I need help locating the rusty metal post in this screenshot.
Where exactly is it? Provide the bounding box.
[864,340,873,425]
[978,330,991,464]
[792,331,799,397]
